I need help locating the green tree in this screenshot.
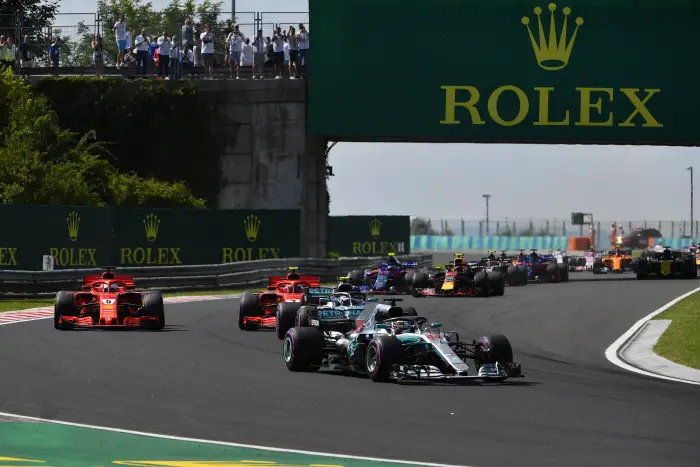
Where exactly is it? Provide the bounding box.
[411,217,437,235]
[0,69,204,207]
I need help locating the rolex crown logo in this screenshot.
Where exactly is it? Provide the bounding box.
[369,218,382,238]
[143,213,160,242]
[66,211,80,242]
[244,214,261,242]
[521,3,583,71]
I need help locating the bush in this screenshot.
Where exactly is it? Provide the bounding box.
[33,77,222,205]
[0,69,204,208]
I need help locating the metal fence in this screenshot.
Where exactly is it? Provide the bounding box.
[10,10,310,69]
[411,217,699,239]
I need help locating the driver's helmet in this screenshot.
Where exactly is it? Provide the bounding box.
[339,295,352,306]
[391,320,410,335]
[102,284,109,292]
[488,252,496,260]
[500,251,508,258]
[386,256,399,265]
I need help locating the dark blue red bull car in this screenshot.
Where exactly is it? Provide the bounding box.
[348,253,419,293]
[511,249,569,283]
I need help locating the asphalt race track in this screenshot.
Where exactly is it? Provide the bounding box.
[1,277,700,467]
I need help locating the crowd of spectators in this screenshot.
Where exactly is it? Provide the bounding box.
[0,14,310,80]
[105,15,309,79]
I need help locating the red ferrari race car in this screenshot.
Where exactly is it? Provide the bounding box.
[53,270,165,330]
[238,267,320,331]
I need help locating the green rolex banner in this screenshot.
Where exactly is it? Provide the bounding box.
[327,216,410,257]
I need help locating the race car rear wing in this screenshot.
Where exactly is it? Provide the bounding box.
[400,261,418,268]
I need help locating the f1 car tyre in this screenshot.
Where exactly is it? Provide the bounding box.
[411,271,430,290]
[283,327,323,372]
[476,334,513,368]
[474,271,489,296]
[592,261,605,275]
[276,302,303,340]
[557,263,569,282]
[296,306,315,327]
[349,270,364,286]
[487,271,505,296]
[366,335,403,382]
[54,291,76,330]
[545,263,561,282]
[238,292,259,330]
[404,270,415,288]
[143,291,165,330]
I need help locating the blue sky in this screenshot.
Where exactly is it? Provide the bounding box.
[61,0,700,224]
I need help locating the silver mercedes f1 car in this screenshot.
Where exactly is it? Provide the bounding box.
[278,297,523,383]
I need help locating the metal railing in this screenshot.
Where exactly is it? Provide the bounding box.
[0,254,432,297]
[411,217,698,239]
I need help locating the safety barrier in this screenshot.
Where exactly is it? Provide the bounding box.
[410,236,569,251]
[410,235,700,252]
[0,254,432,297]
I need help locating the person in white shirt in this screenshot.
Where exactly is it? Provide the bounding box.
[226,25,244,79]
[252,31,265,79]
[286,26,299,79]
[200,24,214,79]
[169,38,181,79]
[241,37,254,69]
[134,29,149,77]
[297,23,309,78]
[113,15,127,68]
[157,31,171,80]
[272,26,284,79]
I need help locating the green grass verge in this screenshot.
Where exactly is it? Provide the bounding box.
[653,290,700,370]
[0,283,336,313]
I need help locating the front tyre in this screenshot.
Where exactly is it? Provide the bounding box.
[276,302,302,339]
[366,335,403,382]
[54,291,76,330]
[143,292,165,330]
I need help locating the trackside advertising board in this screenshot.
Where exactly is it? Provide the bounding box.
[0,205,300,269]
[328,216,410,257]
[308,0,700,145]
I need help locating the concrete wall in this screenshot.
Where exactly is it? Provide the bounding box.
[195,79,326,257]
[27,77,327,258]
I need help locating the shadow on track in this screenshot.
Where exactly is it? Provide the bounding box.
[311,368,541,387]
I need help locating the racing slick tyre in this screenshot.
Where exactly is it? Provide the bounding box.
[476,334,513,369]
[54,291,76,330]
[506,265,523,287]
[349,270,364,286]
[366,335,403,382]
[143,292,165,330]
[402,306,418,316]
[238,292,259,330]
[411,272,430,291]
[486,271,505,296]
[404,270,416,290]
[557,263,569,282]
[545,263,560,282]
[682,259,698,278]
[592,261,605,275]
[296,306,316,327]
[473,271,489,296]
[276,302,302,340]
[636,260,649,279]
[283,327,323,372]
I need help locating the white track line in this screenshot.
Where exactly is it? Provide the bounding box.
[0,412,474,467]
[605,285,700,386]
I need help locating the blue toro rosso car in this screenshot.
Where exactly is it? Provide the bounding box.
[348,253,419,294]
[511,249,569,283]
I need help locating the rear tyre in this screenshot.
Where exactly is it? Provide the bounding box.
[349,270,364,286]
[143,292,165,330]
[54,291,76,330]
[296,306,316,327]
[366,335,403,382]
[486,271,505,296]
[473,271,489,296]
[283,327,323,372]
[238,292,259,330]
[557,263,569,282]
[276,302,302,339]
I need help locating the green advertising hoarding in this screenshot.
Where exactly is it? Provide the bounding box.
[328,216,410,257]
[0,205,300,269]
[308,0,699,145]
